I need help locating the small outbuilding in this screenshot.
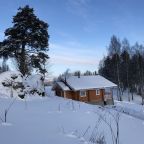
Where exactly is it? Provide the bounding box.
[53,75,117,105]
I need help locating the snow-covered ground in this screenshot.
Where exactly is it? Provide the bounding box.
[0,87,144,144]
[107,100,144,120]
[0,71,144,143]
[111,89,144,120]
[113,88,143,105]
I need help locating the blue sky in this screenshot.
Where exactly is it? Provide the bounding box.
[0,0,144,76]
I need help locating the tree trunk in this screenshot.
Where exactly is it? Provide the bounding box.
[142,97,144,105]
[128,88,130,101]
[10,86,13,98]
[126,56,130,102]
[111,88,114,105]
[4,110,7,123]
[18,43,29,76]
[116,55,122,101]
[131,91,134,100]
[117,88,119,101]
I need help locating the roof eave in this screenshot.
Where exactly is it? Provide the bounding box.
[72,85,118,91]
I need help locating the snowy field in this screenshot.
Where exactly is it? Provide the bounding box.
[0,87,144,144]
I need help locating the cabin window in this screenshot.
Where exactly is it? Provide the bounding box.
[80,90,87,97]
[96,89,100,95]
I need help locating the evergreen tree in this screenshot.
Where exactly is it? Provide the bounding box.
[108,35,122,101]
[129,54,138,100]
[99,56,115,82]
[120,39,130,100]
[84,70,93,75]
[1,5,49,76]
[74,70,81,77]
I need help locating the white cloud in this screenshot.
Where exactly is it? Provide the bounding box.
[48,41,103,76]
[66,0,91,19]
[67,0,90,7]
[65,0,99,34]
[51,55,98,65]
[49,42,101,66]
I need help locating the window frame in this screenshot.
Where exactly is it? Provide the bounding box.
[79,90,87,97]
[96,89,100,95]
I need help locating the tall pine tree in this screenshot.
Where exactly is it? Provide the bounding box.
[1,5,49,76]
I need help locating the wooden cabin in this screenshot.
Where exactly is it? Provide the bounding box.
[53,75,117,105]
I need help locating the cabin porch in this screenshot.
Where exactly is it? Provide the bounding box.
[88,88,114,105]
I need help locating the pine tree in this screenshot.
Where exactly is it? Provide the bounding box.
[99,56,115,82]
[84,70,93,75]
[108,35,122,101]
[1,5,49,76]
[120,39,130,100]
[129,54,138,100]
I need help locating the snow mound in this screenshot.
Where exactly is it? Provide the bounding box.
[0,71,22,98]
[23,74,45,96]
[0,71,44,98]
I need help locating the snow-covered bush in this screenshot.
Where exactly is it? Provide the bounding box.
[22,74,45,97]
[0,71,22,97]
[0,71,45,98]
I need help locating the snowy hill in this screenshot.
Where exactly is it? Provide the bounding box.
[0,87,144,144]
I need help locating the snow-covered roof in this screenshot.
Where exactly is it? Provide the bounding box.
[57,75,117,91]
[57,82,70,91]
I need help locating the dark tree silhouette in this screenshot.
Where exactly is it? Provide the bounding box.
[99,36,144,104]
[0,5,49,76]
[108,35,122,101]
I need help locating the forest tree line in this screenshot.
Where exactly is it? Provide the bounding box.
[99,35,144,104]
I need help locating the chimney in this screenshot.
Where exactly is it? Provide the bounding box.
[78,71,80,78]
